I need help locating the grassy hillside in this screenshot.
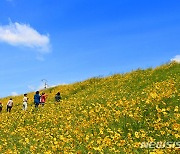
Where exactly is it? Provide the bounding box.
[0,62,179,153]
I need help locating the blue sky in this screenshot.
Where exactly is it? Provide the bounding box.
[0,0,180,97]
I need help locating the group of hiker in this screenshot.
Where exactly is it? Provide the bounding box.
[0,91,61,113]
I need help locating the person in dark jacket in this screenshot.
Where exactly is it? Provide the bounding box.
[34,91,41,108]
[55,92,61,102]
[0,101,3,113]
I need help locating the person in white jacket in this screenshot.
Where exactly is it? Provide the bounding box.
[7,98,13,112]
[23,94,28,111]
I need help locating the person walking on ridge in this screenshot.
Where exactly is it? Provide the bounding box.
[7,98,13,112]
[34,91,41,108]
[55,92,61,102]
[40,92,47,107]
[0,101,3,113]
[23,93,28,111]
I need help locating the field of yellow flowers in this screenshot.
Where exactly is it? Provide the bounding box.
[0,62,179,153]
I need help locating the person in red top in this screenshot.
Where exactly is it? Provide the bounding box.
[40,92,47,107]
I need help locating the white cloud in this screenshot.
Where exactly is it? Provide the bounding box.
[0,22,50,53]
[27,85,35,91]
[171,55,180,63]
[38,83,46,90]
[28,83,47,92]
[11,92,18,96]
[28,82,66,92]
